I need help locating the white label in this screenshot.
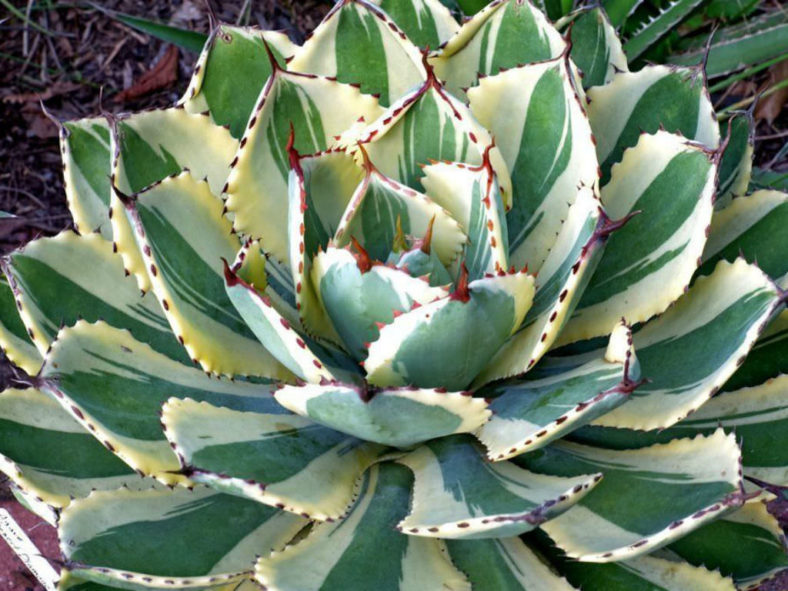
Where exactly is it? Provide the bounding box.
[0,508,59,591]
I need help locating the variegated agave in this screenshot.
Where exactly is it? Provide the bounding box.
[1,1,787,590]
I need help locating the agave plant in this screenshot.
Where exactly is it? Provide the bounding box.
[2,1,788,589]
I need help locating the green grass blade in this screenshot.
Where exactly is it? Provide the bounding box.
[92,5,207,53]
[623,0,705,60]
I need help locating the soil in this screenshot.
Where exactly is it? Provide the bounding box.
[0,0,786,589]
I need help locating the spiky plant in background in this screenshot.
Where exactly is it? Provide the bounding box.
[1,0,787,589]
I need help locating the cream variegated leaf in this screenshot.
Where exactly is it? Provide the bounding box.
[120,171,292,379]
[60,117,113,237]
[179,25,297,139]
[288,0,426,107]
[2,231,188,365]
[397,435,600,539]
[256,463,471,591]
[162,398,385,520]
[478,321,638,461]
[515,430,743,562]
[59,485,306,590]
[274,382,490,448]
[467,56,599,273]
[39,321,285,485]
[0,388,142,509]
[225,67,382,265]
[365,271,534,390]
[568,7,628,89]
[110,107,239,292]
[432,0,566,97]
[586,66,719,180]
[559,131,716,345]
[590,258,781,430]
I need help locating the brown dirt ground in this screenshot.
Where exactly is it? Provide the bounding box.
[0,1,786,589]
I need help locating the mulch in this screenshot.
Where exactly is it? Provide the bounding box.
[0,1,786,589]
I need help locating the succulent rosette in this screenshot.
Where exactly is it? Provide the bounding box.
[1,1,787,590]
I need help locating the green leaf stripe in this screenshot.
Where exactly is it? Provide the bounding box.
[162,397,385,520]
[589,258,780,430]
[60,485,306,589]
[560,131,716,344]
[0,276,42,375]
[2,231,188,365]
[40,321,284,484]
[61,118,112,238]
[274,382,490,448]
[397,434,600,539]
[468,56,599,273]
[255,463,471,591]
[515,429,743,561]
[0,387,138,509]
[179,26,295,139]
[478,322,638,460]
[121,171,291,379]
[587,66,719,180]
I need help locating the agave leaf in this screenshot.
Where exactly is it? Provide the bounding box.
[59,485,305,590]
[716,112,754,209]
[110,108,238,292]
[359,70,512,203]
[587,66,719,181]
[397,434,600,539]
[723,308,788,392]
[0,388,141,508]
[514,430,743,561]
[478,322,638,461]
[0,276,42,374]
[560,131,716,345]
[589,259,780,430]
[750,166,788,192]
[542,540,736,591]
[162,398,385,520]
[287,150,367,342]
[333,157,466,267]
[622,0,705,60]
[224,70,382,266]
[573,374,788,487]
[180,26,296,139]
[288,0,426,107]
[601,0,644,27]
[365,271,534,390]
[120,171,292,379]
[700,189,788,285]
[569,8,629,89]
[431,0,566,96]
[312,247,449,359]
[475,186,602,383]
[667,14,788,79]
[467,56,599,273]
[371,0,459,48]
[255,463,471,591]
[445,537,577,590]
[667,500,788,590]
[39,321,285,485]
[419,156,508,280]
[274,382,490,448]
[224,253,360,383]
[2,231,188,365]
[61,118,112,238]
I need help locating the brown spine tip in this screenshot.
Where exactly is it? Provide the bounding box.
[419,215,436,255]
[450,263,471,302]
[350,236,373,273]
[221,258,241,287]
